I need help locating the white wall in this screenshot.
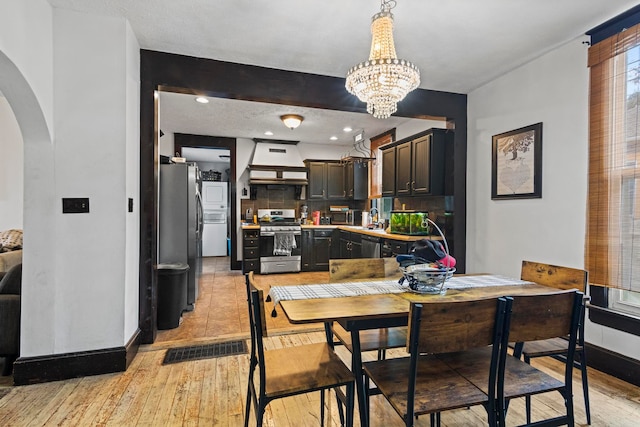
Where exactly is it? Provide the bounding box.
[467,35,639,360]
[0,0,54,139]
[1,4,141,358]
[124,21,141,344]
[0,96,23,230]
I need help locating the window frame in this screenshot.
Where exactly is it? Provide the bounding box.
[586,7,640,336]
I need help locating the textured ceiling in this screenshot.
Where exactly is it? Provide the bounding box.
[46,0,640,153]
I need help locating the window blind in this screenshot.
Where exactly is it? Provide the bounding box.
[587,22,640,291]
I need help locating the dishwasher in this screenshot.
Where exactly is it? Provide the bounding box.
[361,234,381,258]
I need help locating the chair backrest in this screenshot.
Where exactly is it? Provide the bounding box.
[505,290,582,344]
[502,289,583,407]
[521,261,588,292]
[329,258,385,282]
[246,272,267,338]
[245,272,268,393]
[408,297,508,355]
[407,297,508,422]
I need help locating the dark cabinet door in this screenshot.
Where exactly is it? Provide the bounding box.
[312,232,332,270]
[381,147,396,197]
[301,229,313,271]
[345,162,354,199]
[395,141,412,196]
[350,240,362,258]
[339,231,350,258]
[326,162,346,199]
[412,132,445,195]
[307,162,326,199]
[351,161,368,200]
[412,134,432,194]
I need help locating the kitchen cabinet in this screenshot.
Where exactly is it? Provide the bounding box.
[306,161,345,200]
[345,160,368,200]
[339,230,362,259]
[301,228,336,271]
[381,128,449,197]
[242,229,259,273]
[381,148,396,197]
[381,239,411,258]
[305,159,367,200]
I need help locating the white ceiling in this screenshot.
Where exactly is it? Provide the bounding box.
[47,0,640,156]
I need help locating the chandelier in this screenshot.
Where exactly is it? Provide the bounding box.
[345,0,420,119]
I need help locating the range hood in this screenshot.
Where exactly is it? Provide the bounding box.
[248,140,308,185]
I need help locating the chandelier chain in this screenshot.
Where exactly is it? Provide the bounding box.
[381,0,397,13]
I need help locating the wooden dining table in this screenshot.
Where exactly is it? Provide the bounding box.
[276,276,559,427]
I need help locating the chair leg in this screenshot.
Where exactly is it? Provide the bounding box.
[579,350,591,425]
[320,389,325,427]
[335,387,345,427]
[244,381,252,427]
[346,382,355,427]
[524,355,532,424]
[256,399,267,427]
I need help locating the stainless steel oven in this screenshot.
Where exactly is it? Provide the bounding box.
[257,209,302,274]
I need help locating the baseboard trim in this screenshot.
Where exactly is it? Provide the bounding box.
[585,342,640,387]
[13,328,141,385]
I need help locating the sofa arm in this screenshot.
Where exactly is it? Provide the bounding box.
[0,249,22,274]
[0,295,20,356]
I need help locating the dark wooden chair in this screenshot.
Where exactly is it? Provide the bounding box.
[244,272,355,427]
[363,297,509,427]
[329,258,406,360]
[515,261,590,425]
[444,290,583,426]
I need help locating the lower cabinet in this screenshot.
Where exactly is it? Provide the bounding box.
[381,239,410,258]
[339,231,362,259]
[301,229,338,271]
[242,229,259,273]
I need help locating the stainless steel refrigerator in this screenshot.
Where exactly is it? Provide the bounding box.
[159,162,203,311]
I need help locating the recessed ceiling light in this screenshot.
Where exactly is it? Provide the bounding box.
[343,126,353,132]
[264,131,274,136]
[330,136,338,141]
[195,97,209,104]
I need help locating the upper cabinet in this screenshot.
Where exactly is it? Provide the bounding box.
[305,159,368,200]
[381,128,451,197]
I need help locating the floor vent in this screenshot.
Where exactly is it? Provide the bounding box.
[162,340,247,365]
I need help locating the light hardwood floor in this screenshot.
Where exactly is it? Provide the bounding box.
[0,257,639,426]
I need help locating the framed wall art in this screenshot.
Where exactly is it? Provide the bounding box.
[491,122,542,200]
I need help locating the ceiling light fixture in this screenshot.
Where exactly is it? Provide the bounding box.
[280,114,304,130]
[343,126,353,132]
[264,131,274,136]
[195,96,209,104]
[345,0,420,119]
[330,136,338,141]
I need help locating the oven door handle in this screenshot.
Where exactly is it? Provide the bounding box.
[260,231,301,236]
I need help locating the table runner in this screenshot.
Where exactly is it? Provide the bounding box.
[267,274,532,316]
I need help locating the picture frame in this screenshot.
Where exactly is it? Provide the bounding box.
[491,122,542,200]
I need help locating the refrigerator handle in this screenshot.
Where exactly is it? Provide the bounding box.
[196,193,204,234]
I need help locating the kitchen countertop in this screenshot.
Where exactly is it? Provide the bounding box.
[241,223,442,241]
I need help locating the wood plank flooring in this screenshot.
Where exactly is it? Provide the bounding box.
[0,257,639,426]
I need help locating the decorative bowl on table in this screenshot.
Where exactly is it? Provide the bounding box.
[401,262,455,294]
[397,217,455,294]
